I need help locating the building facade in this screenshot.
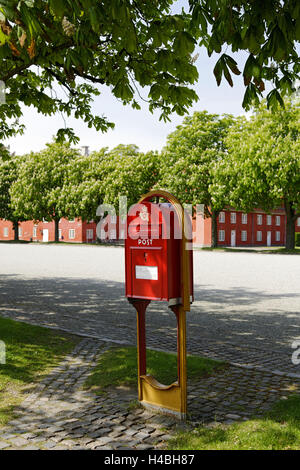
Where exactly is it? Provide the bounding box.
[0,209,299,246]
[193,208,300,247]
[0,218,98,243]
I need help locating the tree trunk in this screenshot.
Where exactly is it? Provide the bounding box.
[54,218,60,243]
[13,220,19,241]
[284,200,296,250]
[211,210,219,248]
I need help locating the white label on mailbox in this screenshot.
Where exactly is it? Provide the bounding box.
[135,265,158,280]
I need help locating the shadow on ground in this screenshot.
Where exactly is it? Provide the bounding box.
[0,274,300,356]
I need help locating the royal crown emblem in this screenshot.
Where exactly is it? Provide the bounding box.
[140,205,149,222]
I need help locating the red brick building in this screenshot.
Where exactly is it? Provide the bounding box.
[193,208,300,247]
[0,218,98,243]
[0,209,299,246]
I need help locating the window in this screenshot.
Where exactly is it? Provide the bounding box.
[276,231,281,242]
[241,230,247,242]
[18,227,22,237]
[59,229,62,239]
[297,217,300,227]
[69,218,75,223]
[242,213,248,224]
[33,226,37,238]
[42,218,48,223]
[86,229,93,239]
[69,229,75,239]
[267,215,272,225]
[100,229,107,239]
[3,227,8,238]
[110,229,117,239]
[219,212,225,223]
[110,215,117,224]
[257,214,263,225]
[119,229,125,240]
[230,212,236,224]
[257,231,262,242]
[276,216,281,226]
[219,230,225,242]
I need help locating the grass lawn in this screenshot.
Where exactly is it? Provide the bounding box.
[84,346,225,393]
[0,317,79,427]
[168,395,300,450]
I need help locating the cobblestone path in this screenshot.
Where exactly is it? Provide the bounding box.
[1,338,300,450]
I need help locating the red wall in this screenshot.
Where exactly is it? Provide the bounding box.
[0,218,96,243]
[0,210,298,246]
[216,210,286,247]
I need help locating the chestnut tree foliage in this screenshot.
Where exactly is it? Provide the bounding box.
[0,0,199,141]
[9,143,160,240]
[0,0,299,142]
[0,145,21,239]
[158,111,235,247]
[212,100,300,249]
[10,142,81,241]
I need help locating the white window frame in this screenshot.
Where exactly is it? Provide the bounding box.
[58,229,62,239]
[69,218,75,223]
[86,229,93,240]
[276,216,281,226]
[267,215,272,226]
[3,227,9,238]
[69,229,75,239]
[241,230,247,242]
[18,227,22,237]
[257,231,262,242]
[297,217,300,227]
[219,212,225,223]
[241,213,248,224]
[219,230,225,242]
[276,231,281,242]
[230,212,236,224]
[33,226,38,238]
[257,214,263,225]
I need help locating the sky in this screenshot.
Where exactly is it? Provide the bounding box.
[6,0,256,156]
[7,47,252,156]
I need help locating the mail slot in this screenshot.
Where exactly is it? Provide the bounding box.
[125,201,193,305]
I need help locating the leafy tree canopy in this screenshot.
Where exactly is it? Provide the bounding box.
[10,141,80,223]
[189,0,300,110]
[212,99,300,248]
[64,144,161,220]
[0,147,18,221]
[0,0,199,141]
[0,1,299,142]
[159,110,235,211]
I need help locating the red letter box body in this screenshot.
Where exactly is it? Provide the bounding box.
[125,202,193,305]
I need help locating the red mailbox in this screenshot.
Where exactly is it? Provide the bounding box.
[124,190,193,420]
[125,201,193,305]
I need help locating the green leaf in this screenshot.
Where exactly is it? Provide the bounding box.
[49,0,66,18]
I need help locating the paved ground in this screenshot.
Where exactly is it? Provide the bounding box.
[1,338,300,450]
[0,244,300,450]
[0,244,299,375]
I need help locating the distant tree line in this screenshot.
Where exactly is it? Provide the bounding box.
[0,100,299,249]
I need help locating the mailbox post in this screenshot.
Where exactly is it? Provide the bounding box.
[125,190,193,420]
